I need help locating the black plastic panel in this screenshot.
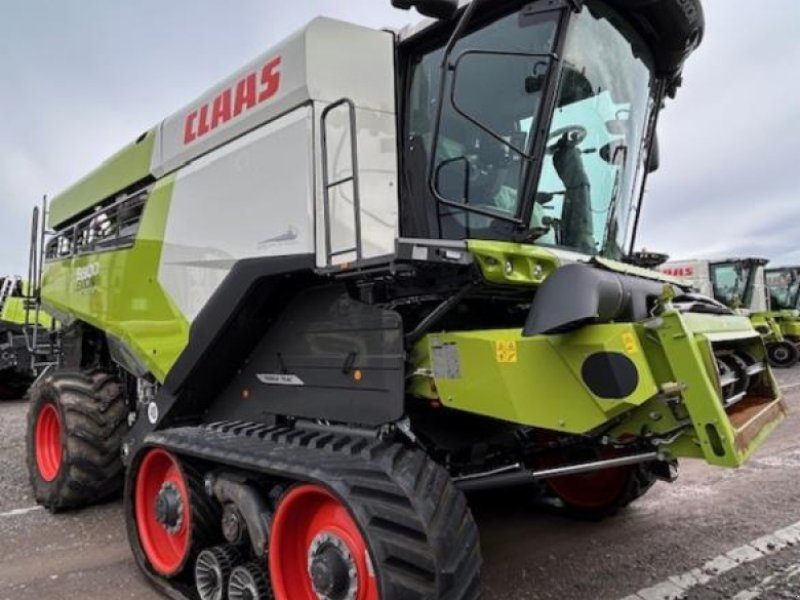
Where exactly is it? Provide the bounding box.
[581,352,639,400]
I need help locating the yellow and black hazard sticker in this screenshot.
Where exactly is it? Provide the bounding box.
[495,340,518,363]
[622,332,639,355]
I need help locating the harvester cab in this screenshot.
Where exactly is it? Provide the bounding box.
[766,265,800,350]
[768,266,800,313]
[661,258,800,368]
[23,1,787,599]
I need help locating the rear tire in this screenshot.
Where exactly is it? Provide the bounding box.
[538,443,657,519]
[767,341,800,369]
[26,369,129,511]
[544,463,656,519]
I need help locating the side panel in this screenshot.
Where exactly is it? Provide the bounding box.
[41,176,189,381]
[660,260,711,296]
[206,284,405,426]
[158,106,315,323]
[752,265,769,312]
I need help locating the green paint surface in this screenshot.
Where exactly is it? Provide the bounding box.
[42,175,187,381]
[48,129,156,228]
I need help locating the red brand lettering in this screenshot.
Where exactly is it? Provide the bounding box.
[197,105,211,137]
[211,89,232,129]
[183,110,198,144]
[661,267,695,277]
[258,57,282,103]
[182,55,282,145]
[234,73,258,117]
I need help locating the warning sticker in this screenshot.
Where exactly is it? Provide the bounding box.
[622,333,638,355]
[495,340,518,363]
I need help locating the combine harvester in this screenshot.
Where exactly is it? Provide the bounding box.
[1,212,59,399]
[766,266,800,348]
[661,258,800,368]
[0,275,31,399]
[25,1,787,598]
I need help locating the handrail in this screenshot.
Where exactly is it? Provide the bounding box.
[320,98,363,266]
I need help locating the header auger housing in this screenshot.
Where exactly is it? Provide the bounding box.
[23,1,786,599]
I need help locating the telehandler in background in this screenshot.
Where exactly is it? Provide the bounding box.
[661,258,800,368]
[22,1,786,599]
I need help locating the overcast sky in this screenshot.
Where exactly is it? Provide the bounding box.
[1,0,798,276]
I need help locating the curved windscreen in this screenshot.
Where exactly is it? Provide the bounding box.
[711,262,755,308]
[767,269,800,310]
[533,2,656,258]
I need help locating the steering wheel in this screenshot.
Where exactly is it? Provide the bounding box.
[545,126,588,154]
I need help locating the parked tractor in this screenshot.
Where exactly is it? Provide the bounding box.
[661,258,800,368]
[24,1,786,599]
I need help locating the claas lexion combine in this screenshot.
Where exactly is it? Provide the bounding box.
[661,258,800,369]
[22,0,786,598]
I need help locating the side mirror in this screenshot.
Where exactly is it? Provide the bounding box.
[392,0,459,20]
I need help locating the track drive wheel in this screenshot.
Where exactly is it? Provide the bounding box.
[269,450,480,600]
[271,484,377,600]
[129,449,221,579]
[26,369,129,511]
[767,341,800,369]
[540,448,656,519]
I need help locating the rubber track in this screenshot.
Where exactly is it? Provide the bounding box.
[128,421,481,600]
[27,369,129,511]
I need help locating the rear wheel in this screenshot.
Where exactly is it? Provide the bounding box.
[767,341,800,369]
[540,446,656,519]
[26,369,129,510]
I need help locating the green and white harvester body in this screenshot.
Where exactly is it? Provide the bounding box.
[661,258,800,368]
[23,1,786,599]
[0,274,57,399]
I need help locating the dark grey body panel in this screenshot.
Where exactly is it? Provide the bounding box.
[206,284,405,426]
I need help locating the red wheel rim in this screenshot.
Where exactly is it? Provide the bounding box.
[270,484,379,600]
[134,449,191,576]
[546,465,633,511]
[34,403,63,482]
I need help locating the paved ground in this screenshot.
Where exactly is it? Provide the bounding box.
[2,368,800,600]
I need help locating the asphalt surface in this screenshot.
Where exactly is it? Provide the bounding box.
[1,369,800,600]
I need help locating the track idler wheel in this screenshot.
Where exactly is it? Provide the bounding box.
[270,484,378,600]
[130,448,221,578]
[229,561,273,600]
[195,545,243,600]
[767,341,800,369]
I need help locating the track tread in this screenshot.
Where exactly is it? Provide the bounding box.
[132,421,481,600]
